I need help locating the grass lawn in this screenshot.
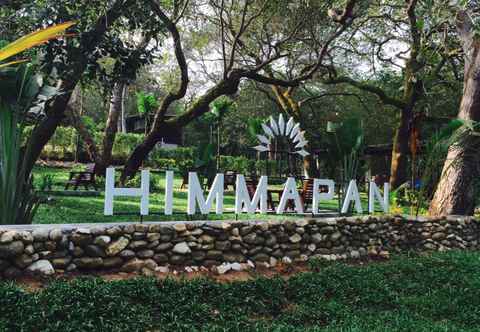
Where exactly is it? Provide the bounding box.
[1,251,479,331]
[32,166,348,224]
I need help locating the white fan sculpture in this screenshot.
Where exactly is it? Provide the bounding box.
[253,114,309,157]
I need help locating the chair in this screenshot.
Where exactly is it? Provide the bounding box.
[65,163,98,191]
[245,177,276,211]
[300,178,329,211]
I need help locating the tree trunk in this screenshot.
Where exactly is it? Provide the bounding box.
[65,86,101,165]
[23,80,74,175]
[96,82,125,175]
[118,84,127,133]
[429,20,480,216]
[120,77,240,183]
[389,108,412,188]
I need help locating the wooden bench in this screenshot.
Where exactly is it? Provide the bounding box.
[65,163,98,191]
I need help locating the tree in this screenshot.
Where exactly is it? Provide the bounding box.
[1,0,164,179]
[120,0,359,182]
[320,0,462,188]
[429,8,480,216]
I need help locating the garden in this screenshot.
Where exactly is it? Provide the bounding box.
[1,0,480,331]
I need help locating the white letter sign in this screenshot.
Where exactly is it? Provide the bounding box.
[341,180,363,214]
[369,182,389,213]
[312,179,335,215]
[277,177,304,214]
[104,167,150,216]
[187,172,224,215]
[235,175,268,214]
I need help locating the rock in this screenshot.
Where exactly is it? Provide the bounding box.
[18,231,33,243]
[214,263,231,275]
[289,234,302,243]
[85,245,106,258]
[137,249,154,258]
[311,233,323,244]
[134,224,149,233]
[51,257,72,269]
[90,226,106,236]
[26,260,54,276]
[0,241,24,258]
[49,229,63,241]
[265,235,277,247]
[119,249,136,259]
[173,242,191,255]
[44,241,57,251]
[132,232,147,240]
[14,254,35,269]
[106,237,129,256]
[173,224,187,232]
[32,229,50,242]
[66,263,77,272]
[128,240,148,250]
[146,233,161,242]
[156,266,170,273]
[192,251,207,261]
[281,256,292,264]
[24,244,35,255]
[244,233,264,245]
[106,226,123,236]
[379,250,390,259]
[4,266,22,279]
[93,235,111,247]
[215,240,231,251]
[144,259,158,270]
[103,257,124,268]
[0,231,16,243]
[71,232,92,246]
[77,228,91,235]
[73,257,104,269]
[141,267,155,277]
[330,231,342,242]
[320,226,335,234]
[0,259,10,270]
[121,258,145,272]
[169,255,185,265]
[199,234,215,244]
[350,250,360,259]
[206,250,223,260]
[153,253,169,264]
[432,232,446,241]
[252,253,269,262]
[230,262,243,271]
[119,224,134,234]
[155,243,173,252]
[269,257,278,267]
[72,246,84,257]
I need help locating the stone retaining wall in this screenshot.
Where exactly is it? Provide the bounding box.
[0,215,478,278]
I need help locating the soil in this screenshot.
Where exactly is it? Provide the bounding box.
[10,257,386,292]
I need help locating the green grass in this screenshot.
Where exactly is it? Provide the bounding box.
[32,166,344,224]
[1,251,479,331]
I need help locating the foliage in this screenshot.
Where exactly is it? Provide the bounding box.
[0,251,479,331]
[135,91,158,115]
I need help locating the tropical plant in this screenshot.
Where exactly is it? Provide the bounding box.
[325,117,364,212]
[136,91,159,135]
[0,22,74,225]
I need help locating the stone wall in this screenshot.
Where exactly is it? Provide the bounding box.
[0,215,478,278]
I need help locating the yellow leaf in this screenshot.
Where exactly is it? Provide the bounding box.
[0,59,29,68]
[0,21,75,62]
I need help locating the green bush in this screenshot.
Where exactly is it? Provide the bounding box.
[219,156,255,174]
[0,251,479,331]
